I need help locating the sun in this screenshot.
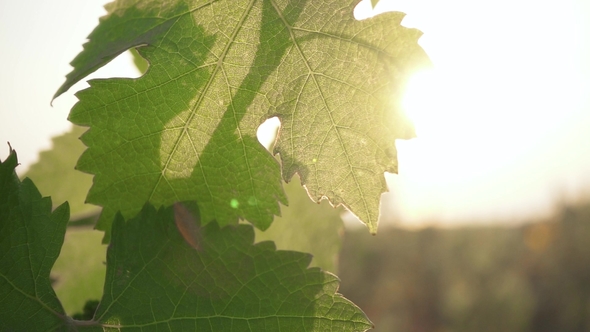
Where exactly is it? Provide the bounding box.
[355,0,589,226]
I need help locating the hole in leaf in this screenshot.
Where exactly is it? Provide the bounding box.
[257,117,280,150]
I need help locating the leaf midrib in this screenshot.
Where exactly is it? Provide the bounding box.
[148,0,258,209]
[269,0,370,217]
[0,270,66,323]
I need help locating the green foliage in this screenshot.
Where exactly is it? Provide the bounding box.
[24,126,344,273]
[92,202,371,330]
[1,1,431,330]
[1,151,372,331]
[57,0,428,237]
[24,125,99,219]
[254,176,344,272]
[0,148,70,331]
[129,48,149,75]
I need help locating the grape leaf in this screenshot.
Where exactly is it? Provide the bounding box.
[57,0,429,237]
[0,148,371,331]
[24,125,99,220]
[80,202,372,331]
[254,175,344,272]
[24,127,341,279]
[0,147,70,331]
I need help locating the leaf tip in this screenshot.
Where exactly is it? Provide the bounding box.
[368,223,378,235]
[52,83,69,104]
[3,142,19,168]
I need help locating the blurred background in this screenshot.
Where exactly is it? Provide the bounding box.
[1,0,589,330]
[339,201,590,331]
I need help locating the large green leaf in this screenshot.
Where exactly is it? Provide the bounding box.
[79,202,372,331]
[0,147,70,331]
[0,149,371,330]
[58,0,429,237]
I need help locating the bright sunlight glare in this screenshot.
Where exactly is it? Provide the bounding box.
[353,0,590,227]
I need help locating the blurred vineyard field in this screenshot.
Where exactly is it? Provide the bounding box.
[338,202,590,332]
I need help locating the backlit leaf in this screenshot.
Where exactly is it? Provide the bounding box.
[0,147,70,330]
[0,149,371,331]
[24,126,99,220]
[254,175,344,272]
[58,0,429,238]
[82,202,373,331]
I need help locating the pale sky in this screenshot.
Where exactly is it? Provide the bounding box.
[0,0,588,227]
[363,0,590,226]
[0,0,139,169]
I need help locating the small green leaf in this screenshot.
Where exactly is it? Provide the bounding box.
[129,48,149,75]
[24,126,99,220]
[371,0,380,8]
[0,147,71,331]
[83,202,372,331]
